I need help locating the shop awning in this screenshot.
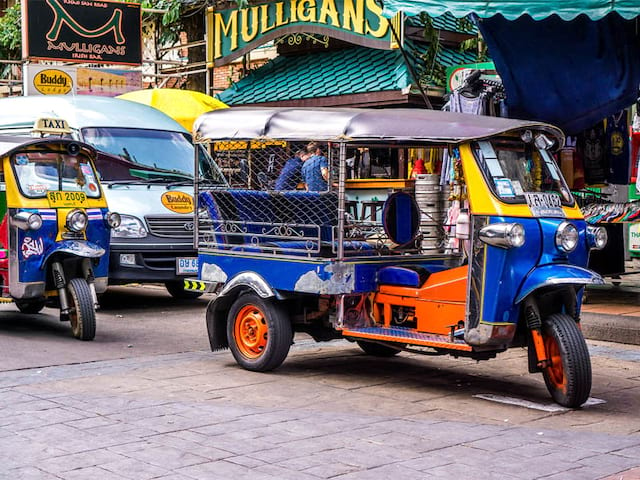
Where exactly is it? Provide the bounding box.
[382,1,640,21]
[382,1,640,134]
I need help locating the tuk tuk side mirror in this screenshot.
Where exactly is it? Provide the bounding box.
[534,133,555,150]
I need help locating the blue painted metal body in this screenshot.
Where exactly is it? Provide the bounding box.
[198,251,451,295]
[477,215,600,327]
[16,207,110,284]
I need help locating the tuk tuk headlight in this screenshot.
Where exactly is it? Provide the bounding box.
[479,222,525,249]
[112,214,147,238]
[105,211,121,229]
[66,209,88,232]
[12,212,43,231]
[555,221,579,253]
[587,225,607,250]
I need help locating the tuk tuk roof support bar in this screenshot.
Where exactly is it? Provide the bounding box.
[337,141,347,261]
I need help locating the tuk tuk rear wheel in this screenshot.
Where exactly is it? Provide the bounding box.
[541,313,591,408]
[66,278,96,341]
[227,293,291,372]
[356,340,402,357]
[15,298,46,314]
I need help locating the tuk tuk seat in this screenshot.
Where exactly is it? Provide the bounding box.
[377,265,431,287]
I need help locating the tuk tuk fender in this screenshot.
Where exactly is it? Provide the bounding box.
[515,264,604,304]
[205,271,278,352]
[41,240,106,268]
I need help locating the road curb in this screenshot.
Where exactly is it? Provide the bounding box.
[581,312,640,346]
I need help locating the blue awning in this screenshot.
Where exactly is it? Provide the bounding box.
[382,1,640,134]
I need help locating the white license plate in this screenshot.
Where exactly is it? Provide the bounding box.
[176,257,198,275]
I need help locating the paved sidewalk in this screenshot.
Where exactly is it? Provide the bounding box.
[1,339,639,480]
[582,283,640,345]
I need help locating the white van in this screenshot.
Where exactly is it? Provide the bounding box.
[0,95,225,298]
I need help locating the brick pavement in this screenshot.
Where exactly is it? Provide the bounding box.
[1,341,639,480]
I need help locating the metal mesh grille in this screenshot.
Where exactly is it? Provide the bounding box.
[198,140,449,257]
[146,215,194,238]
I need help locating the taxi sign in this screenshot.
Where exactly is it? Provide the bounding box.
[33,118,72,135]
[47,191,87,207]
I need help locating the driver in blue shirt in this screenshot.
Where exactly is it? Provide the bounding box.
[275,149,307,190]
[302,141,329,191]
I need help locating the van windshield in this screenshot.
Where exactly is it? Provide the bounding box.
[82,127,224,184]
[473,139,574,210]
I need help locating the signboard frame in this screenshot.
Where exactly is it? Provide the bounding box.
[22,0,142,66]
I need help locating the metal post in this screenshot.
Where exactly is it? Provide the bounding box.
[193,141,200,250]
[337,142,346,260]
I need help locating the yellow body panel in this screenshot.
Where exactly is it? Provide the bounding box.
[459,143,583,219]
[2,156,107,209]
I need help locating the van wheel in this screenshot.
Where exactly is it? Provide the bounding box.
[15,298,46,314]
[356,340,402,357]
[227,293,291,372]
[165,281,203,299]
[66,278,96,341]
[541,313,591,408]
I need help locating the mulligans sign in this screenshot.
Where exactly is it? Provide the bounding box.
[22,0,142,65]
[207,0,400,66]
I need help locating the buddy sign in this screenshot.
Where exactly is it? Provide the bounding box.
[22,0,142,65]
[207,0,398,66]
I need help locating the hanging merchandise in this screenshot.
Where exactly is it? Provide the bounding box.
[632,131,640,188]
[564,136,585,190]
[577,121,608,185]
[605,110,630,185]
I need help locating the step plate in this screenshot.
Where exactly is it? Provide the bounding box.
[341,326,472,351]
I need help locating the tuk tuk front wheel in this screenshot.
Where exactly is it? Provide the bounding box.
[65,278,96,341]
[541,313,591,408]
[15,298,46,314]
[227,293,291,372]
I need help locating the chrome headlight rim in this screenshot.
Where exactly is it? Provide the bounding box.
[12,211,43,231]
[586,225,607,250]
[105,211,121,229]
[555,221,579,253]
[111,214,147,239]
[479,222,526,249]
[66,209,88,233]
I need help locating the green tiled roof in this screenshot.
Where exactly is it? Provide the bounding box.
[217,47,409,105]
[217,42,481,106]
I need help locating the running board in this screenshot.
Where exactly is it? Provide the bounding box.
[340,326,472,351]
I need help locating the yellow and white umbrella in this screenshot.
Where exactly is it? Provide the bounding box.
[117,88,228,132]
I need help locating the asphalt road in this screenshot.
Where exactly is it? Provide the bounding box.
[1,285,639,479]
[0,285,213,372]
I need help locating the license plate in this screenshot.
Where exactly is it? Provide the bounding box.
[47,191,87,207]
[176,257,198,275]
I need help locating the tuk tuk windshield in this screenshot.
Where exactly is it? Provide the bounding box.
[473,139,574,207]
[12,150,101,199]
[82,127,225,184]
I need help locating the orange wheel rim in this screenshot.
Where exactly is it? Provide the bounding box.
[234,305,268,359]
[544,334,567,392]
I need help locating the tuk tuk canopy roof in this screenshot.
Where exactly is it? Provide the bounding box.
[0,136,96,158]
[193,107,565,146]
[381,0,639,20]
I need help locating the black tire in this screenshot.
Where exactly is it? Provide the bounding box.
[227,293,292,372]
[165,281,203,299]
[541,313,591,408]
[356,340,402,357]
[66,278,96,341]
[15,298,46,314]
